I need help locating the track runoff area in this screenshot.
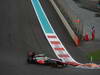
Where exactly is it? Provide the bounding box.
[31,0,100,69]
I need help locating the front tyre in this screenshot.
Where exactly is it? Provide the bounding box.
[56,64,65,68]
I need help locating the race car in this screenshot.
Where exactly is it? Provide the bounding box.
[27,51,100,69]
[27,51,66,68]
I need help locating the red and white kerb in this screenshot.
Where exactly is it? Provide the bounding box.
[46,33,78,64]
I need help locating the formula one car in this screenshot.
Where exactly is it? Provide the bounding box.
[27,51,100,69]
[27,51,66,68]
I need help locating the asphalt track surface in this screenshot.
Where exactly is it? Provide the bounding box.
[0,0,100,75]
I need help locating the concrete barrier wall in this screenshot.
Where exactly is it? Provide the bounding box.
[49,0,80,46]
[53,0,84,39]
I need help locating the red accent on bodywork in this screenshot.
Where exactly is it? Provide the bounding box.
[37,60,45,64]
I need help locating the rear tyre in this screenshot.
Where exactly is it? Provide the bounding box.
[27,56,33,64]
